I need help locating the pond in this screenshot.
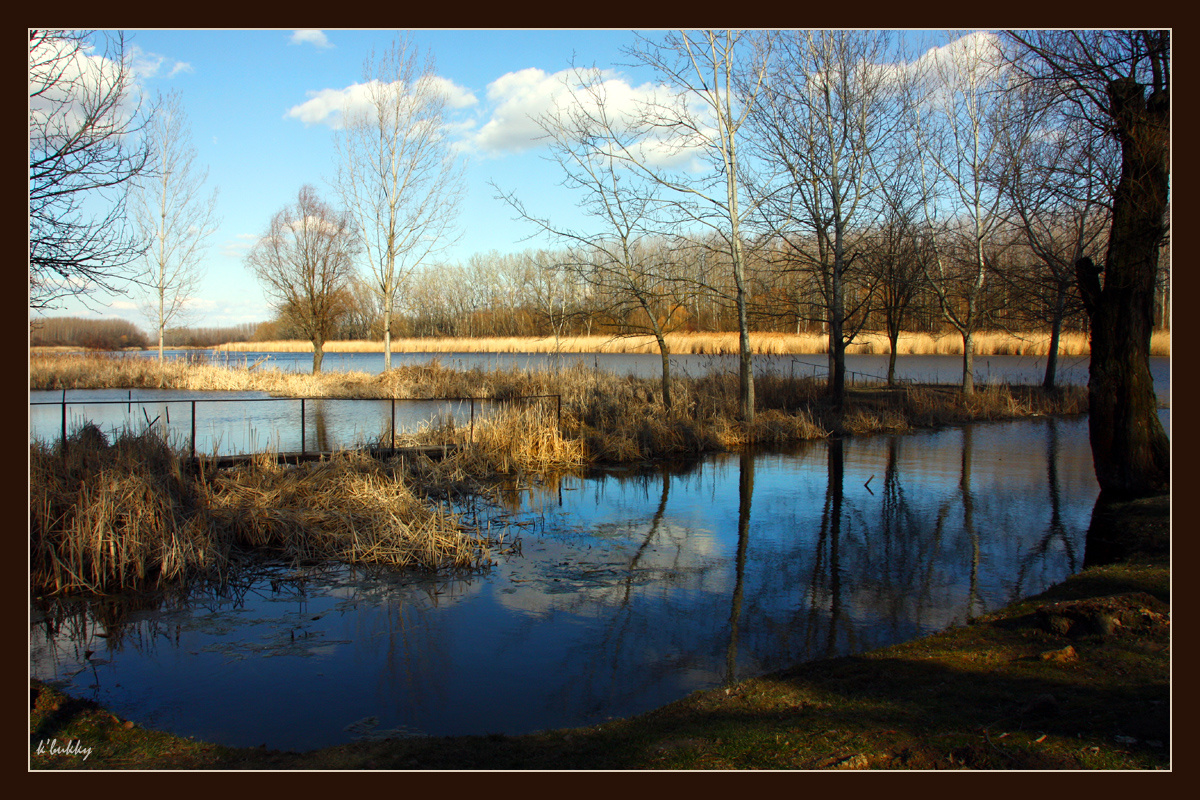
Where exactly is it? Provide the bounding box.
[30,415,1125,752]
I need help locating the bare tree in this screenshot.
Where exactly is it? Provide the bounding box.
[334,35,465,371]
[861,167,932,386]
[29,29,155,311]
[245,186,359,374]
[496,66,686,407]
[913,31,1033,394]
[131,90,219,373]
[751,29,906,407]
[604,30,772,422]
[1004,30,1169,498]
[1000,106,1113,389]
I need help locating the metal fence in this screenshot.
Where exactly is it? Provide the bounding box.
[30,391,562,460]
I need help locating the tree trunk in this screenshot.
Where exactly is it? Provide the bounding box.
[654,330,672,411]
[887,329,899,387]
[383,294,393,372]
[1043,281,1066,391]
[1075,77,1170,499]
[312,338,324,375]
[961,329,975,395]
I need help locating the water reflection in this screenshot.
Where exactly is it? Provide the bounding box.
[30,417,1101,751]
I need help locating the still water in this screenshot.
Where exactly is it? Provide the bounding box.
[31,416,1116,751]
[122,347,1171,391]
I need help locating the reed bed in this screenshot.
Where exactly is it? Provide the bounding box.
[30,424,498,595]
[206,329,1170,357]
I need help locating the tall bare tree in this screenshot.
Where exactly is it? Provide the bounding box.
[496,66,686,407]
[132,90,219,372]
[751,29,906,407]
[1004,30,1169,498]
[245,185,358,374]
[1000,106,1113,389]
[612,30,772,423]
[913,31,1033,394]
[29,29,155,311]
[334,35,465,371]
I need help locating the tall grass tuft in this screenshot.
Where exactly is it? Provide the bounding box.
[30,424,498,595]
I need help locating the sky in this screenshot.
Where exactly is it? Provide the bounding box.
[38,28,949,330]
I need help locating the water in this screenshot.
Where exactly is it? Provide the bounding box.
[28,351,1170,455]
[31,416,1108,752]
[120,348,1171,394]
[28,389,505,456]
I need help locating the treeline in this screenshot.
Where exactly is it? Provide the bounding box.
[29,317,148,350]
[30,318,259,350]
[257,234,1169,344]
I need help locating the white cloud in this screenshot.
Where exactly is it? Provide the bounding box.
[466,66,706,169]
[290,30,332,49]
[128,44,193,80]
[284,77,477,129]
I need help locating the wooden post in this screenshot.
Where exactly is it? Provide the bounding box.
[60,388,67,455]
[470,397,475,444]
[190,400,196,461]
[301,398,306,455]
[390,397,396,456]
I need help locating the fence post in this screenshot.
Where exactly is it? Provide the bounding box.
[61,388,67,446]
[301,398,306,455]
[191,400,196,461]
[390,397,396,456]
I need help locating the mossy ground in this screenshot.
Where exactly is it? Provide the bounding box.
[29,494,1169,771]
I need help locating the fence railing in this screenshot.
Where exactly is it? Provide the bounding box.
[30,391,562,460]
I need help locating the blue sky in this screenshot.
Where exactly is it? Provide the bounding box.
[44,29,948,330]
[40,28,694,329]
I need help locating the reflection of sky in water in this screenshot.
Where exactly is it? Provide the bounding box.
[31,417,1105,752]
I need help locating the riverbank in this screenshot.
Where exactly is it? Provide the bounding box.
[29,494,1169,770]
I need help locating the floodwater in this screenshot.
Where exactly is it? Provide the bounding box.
[27,351,1170,456]
[29,415,1129,752]
[117,347,1172,395]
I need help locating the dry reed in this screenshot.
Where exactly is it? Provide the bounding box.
[203,329,1171,357]
[30,424,498,595]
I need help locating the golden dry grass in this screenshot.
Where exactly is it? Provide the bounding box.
[30,424,498,595]
[203,330,1170,357]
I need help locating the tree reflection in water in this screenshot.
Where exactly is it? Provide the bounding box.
[30,418,1101,748]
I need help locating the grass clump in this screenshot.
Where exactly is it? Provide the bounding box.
[30,424,497,596]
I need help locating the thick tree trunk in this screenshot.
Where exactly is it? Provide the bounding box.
[312,339,324,375]
[1075,77,1170,498]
